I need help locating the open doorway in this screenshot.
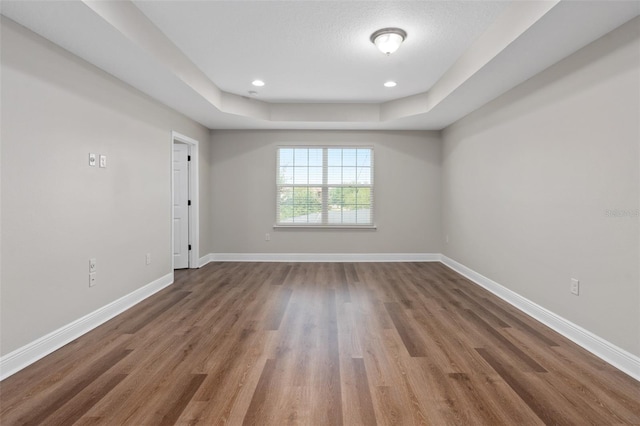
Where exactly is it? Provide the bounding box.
[171,131,199,269]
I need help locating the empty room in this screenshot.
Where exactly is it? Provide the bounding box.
[1,1,639,425]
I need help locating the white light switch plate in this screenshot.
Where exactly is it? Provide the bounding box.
[99,155,107,168]
[570,278,580,296]
[89,153,96,167]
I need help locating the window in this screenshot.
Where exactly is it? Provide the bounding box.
[276,147,374,227]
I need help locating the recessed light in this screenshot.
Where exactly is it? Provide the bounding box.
[252,80,265,87]
[384,81,397,88]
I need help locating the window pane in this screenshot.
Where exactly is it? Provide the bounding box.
[343,149,357,166]
[278,187,293,203]
[342,167,356,184]
[325,186,373,225]
[356,167,371,184]
[279,148,294,167]
[294,148,308,166]
[293,187,308,204]
[308,211,322,224]
[328,204,342,224]
[278,186,294,222]
[357,208,371,224]
[287,187,323,223]
[328,187,343,205]
[293,167,308,184]
[328,148,342,166]
[339,187,354,205]
[328,166,342,184]
[308,149,322,166]
[356,188,371,205]
[342,206,357,224]
[278,167,293,184]
[293,210,308,223]
[309,167,322,184]
[357,149,371,167]
[308,187,323,211]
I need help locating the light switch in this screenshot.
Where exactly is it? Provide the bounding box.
[570,278,580,296]
[89,153,96,167]
[99,155,107,168]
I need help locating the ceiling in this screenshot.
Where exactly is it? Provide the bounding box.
[133,1,508,104]
[1,1,639,130]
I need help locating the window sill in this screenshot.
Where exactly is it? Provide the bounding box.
[273,224,377,231]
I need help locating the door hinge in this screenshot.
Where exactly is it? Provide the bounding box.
[187,155,191,161]
[188,244,192,251]
[188,200,191,206]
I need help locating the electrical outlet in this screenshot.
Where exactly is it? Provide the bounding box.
[146,253,151,265]
[89,272,97,287]
[570,278,580,296]
[89,258,97,273]
[265,233,270,241]
[99,154,107,168]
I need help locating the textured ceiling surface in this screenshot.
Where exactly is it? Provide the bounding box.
[133,1,508,103]
[1,1,639,130]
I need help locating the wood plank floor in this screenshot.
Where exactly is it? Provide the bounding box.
[1,262,639,425]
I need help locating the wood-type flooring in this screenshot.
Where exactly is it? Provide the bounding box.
[1,262,639,425]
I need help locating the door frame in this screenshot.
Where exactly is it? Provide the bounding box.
[171,131,199,269]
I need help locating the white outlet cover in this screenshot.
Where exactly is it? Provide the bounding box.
[99,155,107,168]
[89,272,97,287]
[89,258,97,272]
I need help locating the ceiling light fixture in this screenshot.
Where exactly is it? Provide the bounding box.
[384,81,397,88]
[370,28,407,55]
[252,80,265,87]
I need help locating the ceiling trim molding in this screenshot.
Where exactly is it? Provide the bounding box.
[82,0,225,108]
[82,0,559,124]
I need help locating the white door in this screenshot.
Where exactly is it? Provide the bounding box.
[173,143,190,269]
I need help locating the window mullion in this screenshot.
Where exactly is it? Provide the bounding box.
[321,148,328,224]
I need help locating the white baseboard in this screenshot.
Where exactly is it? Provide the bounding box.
[0,272,174,381]
[204,252,440,263]
[199,253,214,267]
[440,255,640,382]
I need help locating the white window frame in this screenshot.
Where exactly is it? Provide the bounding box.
[275,146,375,229]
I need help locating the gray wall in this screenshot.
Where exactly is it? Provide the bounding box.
[209,130,442,255]
[442,18,640,356]
[0,18,211,355]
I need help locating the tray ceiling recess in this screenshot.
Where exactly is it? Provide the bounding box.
[2,0,638,130]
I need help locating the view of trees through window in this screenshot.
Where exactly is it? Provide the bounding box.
[276,147,373,226]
